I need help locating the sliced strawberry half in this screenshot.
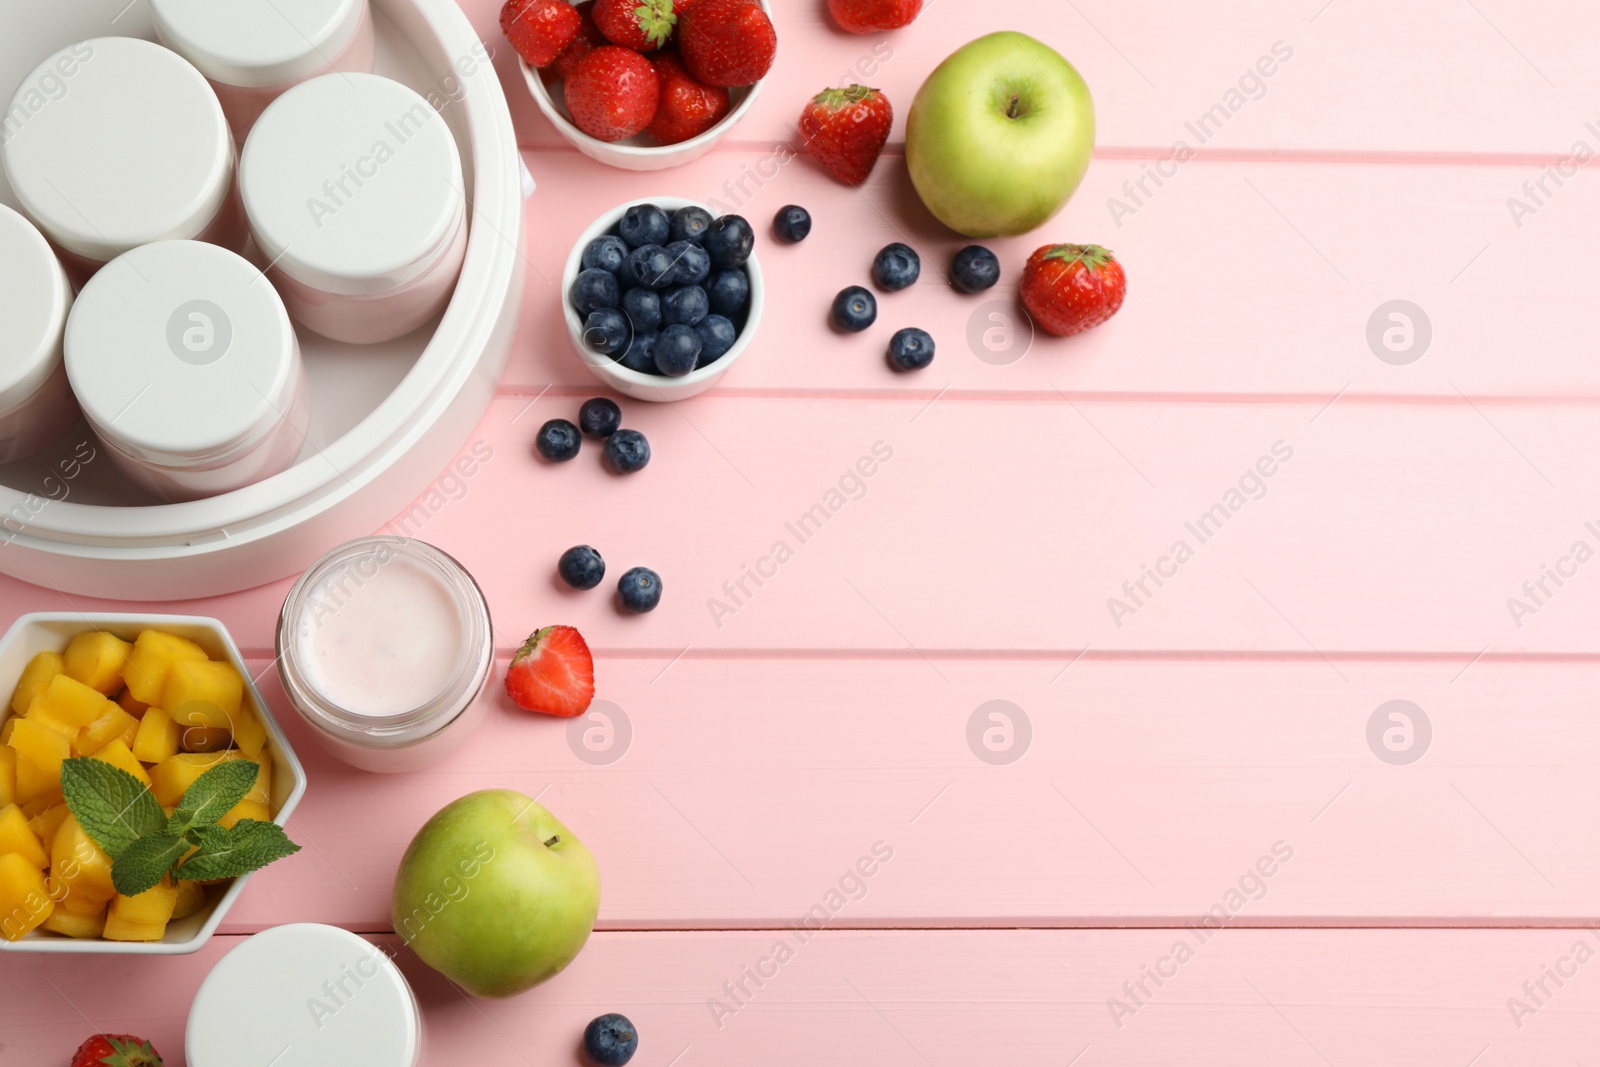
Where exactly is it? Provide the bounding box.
[505,625,596,718]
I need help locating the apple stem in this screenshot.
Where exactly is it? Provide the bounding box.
[1007,94,1022,119]
[544,835,561,847]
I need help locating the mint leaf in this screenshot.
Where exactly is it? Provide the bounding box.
[60,757,166,858]
[175,820,300,882]
[111,831,189,897]
[168,759,258,836]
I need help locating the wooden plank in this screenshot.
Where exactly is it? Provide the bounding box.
[5,929,1596,1064]
[453,0,1600,156]
[215,657,1600,931]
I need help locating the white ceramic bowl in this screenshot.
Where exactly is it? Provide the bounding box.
[0,0,527,601]
[563,196,764,402]
[0,613,307,955]
[519,0,771,172]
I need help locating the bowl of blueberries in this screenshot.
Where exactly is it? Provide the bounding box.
[563,197,763,402]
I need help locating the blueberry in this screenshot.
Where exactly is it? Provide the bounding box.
[617,568,662,614]
[582,235,629,274]
[694,314,737,366]
[831,286,876,332]
[668,206,713,244]
[583,1013,639,1066]
[623,244,675,290]
[664,240,711,286]
[621,288,662,333]
[707,269,750,317]
[704,214,754,269]
[872,242,921,292]
[570,268,619,314]
[579,397,622,438]
[558,545,606,590]
[583,308,631,356]
[618,204,670,248]
[887,327,935,371]
[655,324,702,376]
[616,331,658,374]
[604,429,651,473]
[774,204,812,243]
[662,285,709,327]
[535,418,581,462]
[951,245,1001,293]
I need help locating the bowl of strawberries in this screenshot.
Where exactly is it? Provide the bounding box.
[504,0,776,171]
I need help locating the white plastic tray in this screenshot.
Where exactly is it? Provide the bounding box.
[0,0,527,600]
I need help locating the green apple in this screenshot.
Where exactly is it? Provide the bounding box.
[391,790,601,998]
[907,31,1095,238]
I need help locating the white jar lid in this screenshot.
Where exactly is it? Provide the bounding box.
[241,72,464,296]
[65,240,299,466]
[0,204,71,414]
[187,924,421,1067]
[151,0,369,88]
[0,37,233,264]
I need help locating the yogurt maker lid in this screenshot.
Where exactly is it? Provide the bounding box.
[242,72,464,296]
[187,924,421,1067]
[0,37,233,263]
[150,0,369,88]
[64,240,299,465]
[0,204,70,413]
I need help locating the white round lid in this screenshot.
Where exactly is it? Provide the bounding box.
[187,924,421,1067]
[241,72,464,295]
[0,204,71,413]
[1,37,233,263]
[151,0,368,88]
[64,240,298,465]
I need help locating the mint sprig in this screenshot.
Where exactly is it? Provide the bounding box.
[61,757,300,899]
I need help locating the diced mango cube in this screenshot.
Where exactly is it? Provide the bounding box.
[9,718,69,785]
[164,659,243,730]
[88,739,153,789]
[40,904,105,938]
[102,914,166,941]
[171,879,206,920]
[219,799,272,828]
[152,751,265,807]
[0,852,52,939]
[73,704,140,756]
[0,745,14,807]
[37,673,113,728]
[132,707,182,764]
[230,706,268,759]
[110,878,178,928]
[13,758,60,806]
[180,726,233,753]
[116,689,149,716]
[51,814,115,911]
[63,631,133,695]
[10,651,64,715]
[122,630,208,706]
[23,697,77,739]
[26,803,68,853]
[0,804,48,867]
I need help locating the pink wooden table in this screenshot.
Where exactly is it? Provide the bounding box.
[7,0,1600,1062]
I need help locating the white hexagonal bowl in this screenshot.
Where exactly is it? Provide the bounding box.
[0,612,306,954]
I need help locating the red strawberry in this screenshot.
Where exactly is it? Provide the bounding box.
[594,0,678,51]
[70,1035,164,1067]
[500,0,583,68]
[550,3,609,81]
[798,84,892,185]
[505,625,595,718]
[827,0,922,33]
[564,46,661,142]
[1021,244,1127,337]
[679,0,777,88]
[648,51,731,144]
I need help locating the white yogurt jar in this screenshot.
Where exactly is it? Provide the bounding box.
[278,537,494,772]
[64,240,307,502]
[0,37,245,285]
[0,205,78,464]
[151,0,378,141]
[241,73,467,345]
[188,924,423,1067]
